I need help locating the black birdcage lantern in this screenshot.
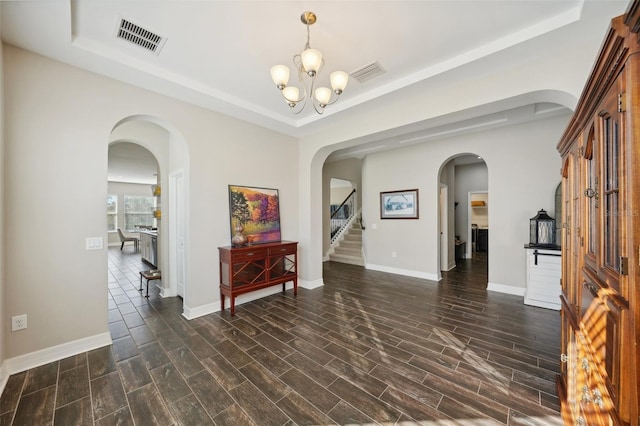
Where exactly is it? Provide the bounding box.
[530,209,555,246]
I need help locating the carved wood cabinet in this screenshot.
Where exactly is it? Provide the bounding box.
[218,241,298,315]
[556,2,640,424]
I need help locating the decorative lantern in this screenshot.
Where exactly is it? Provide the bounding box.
[530,209,556,246]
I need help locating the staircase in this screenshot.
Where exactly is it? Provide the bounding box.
[329,222,364,266]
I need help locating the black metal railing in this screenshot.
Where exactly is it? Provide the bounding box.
[330,189,356,243]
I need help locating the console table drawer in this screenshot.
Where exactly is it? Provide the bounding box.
[231,248,268,262]
[268,243,297,256]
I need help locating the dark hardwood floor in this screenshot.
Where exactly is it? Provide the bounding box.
[0,248,562,425]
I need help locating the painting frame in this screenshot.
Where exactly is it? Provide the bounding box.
[228,185,281,245]
[380,189,419,219]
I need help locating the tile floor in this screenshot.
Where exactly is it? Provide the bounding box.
[0,248,562,425]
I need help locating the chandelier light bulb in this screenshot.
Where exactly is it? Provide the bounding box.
[301,48,322,76]
[315,87,332,106]
[270,65,290,90]
[330,71,349,94]
[282,86,300,106]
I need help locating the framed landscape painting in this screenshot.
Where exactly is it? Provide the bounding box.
[380,189,419,219]
[228,185,281,244]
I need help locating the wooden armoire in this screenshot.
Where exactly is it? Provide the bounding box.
[556,1,640,424]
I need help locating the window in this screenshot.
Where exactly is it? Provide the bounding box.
[107,194,118,232]
[124,195,156,231]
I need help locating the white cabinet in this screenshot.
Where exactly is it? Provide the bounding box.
[140,231,158,267]
[524,247,561,310]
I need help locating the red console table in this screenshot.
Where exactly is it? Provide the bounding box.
[218,241,298,315]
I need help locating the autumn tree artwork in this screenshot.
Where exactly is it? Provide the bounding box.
[228,185,281,244]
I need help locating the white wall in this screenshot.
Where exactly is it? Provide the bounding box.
[2,45,298,362]
[361,114,567,290]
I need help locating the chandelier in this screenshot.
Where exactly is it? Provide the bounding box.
[270,11,348,114]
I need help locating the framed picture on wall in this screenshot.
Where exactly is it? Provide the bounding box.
[380,189,419,219]
[228,185,281,245]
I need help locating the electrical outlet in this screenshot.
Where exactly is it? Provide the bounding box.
[392,251,397,258]
[11,314,27,331]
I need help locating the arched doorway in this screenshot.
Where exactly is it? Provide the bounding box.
[438,154,488,280]
[108,116,190,312]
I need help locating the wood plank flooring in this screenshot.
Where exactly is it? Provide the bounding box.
[0,248,562,425]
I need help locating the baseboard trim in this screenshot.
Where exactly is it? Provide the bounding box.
[487,282,525,296]
[0,332,112,394]
[182,302,218,320]
[159,282,177,298]
[524,297,561,311]
[299,278,323,290]
[182,282,299,319]
[366,264,440,282]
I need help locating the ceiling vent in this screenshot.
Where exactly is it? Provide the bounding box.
[350,61,385,83]
[116,17,166,55]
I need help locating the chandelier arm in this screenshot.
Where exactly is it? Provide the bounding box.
[312,101,326,115]
[323,93,341,106]
[288,95,308,115]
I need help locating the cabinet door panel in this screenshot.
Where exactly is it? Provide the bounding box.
[268,254,296,280]
[232,259,267,286]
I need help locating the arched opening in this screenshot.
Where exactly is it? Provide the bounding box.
[107,116,190,314]
[438,153,488,284]
[107,141,159,261]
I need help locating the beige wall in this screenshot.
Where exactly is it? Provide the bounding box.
[3,45,298,361]
[296,2,619,287]
[361,114,567,288]
[330,184,353,206]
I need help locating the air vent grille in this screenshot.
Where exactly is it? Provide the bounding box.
[350,61,385,83]
[116,18,166,55]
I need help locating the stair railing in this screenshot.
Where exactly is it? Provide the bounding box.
[330,189,356,244]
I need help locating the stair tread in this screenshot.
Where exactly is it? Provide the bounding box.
[334,247,362,255]
[329,220,365,266]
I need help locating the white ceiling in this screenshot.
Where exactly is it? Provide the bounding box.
[0,0,631,179]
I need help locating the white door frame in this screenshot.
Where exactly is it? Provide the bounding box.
[169,169,186,298]
[440,184,449,271]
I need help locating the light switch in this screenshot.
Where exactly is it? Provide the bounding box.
[86,237,103,250]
